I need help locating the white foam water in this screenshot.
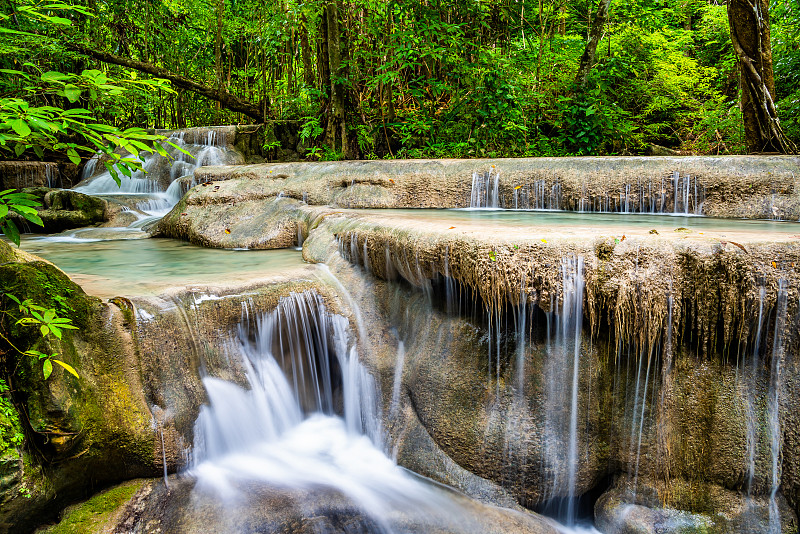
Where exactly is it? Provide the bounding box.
[188,291,485,532]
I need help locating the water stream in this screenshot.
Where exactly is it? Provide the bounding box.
[13,146,799,532]
[187,290,556,533]
[73,129,243,220]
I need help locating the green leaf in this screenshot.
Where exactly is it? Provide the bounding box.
[53,359,79,378]
[12,205,38,215]
[41,71,71,83]
[49,324,62,339]
[66,148,81,165]
[46,16,72,25]
[64,84,82,103]
[43,359,53,379]
[9,119,31,137]
[40,325,49,337]
[61,108,92,117]
[1,219,20,246]
[153,143,168,157]
[21,211,43,227]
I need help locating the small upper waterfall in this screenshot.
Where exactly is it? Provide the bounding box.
[471,170,706,214]
[73,127,244,217]
[470,168,501,208]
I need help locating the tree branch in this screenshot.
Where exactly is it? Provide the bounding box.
[69,44,267,122]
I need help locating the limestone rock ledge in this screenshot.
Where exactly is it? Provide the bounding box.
[190,155,800,218]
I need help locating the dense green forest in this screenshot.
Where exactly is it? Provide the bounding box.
[1,0,799,160]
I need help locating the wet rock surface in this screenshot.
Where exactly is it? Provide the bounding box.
[190,155,800,218]
[595,478,797,533]
[8,156,800,532]
[98,476,559,534]
[0,162,62,190]
[8,188,109,233]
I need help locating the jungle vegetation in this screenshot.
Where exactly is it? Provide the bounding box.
[1,0,799,160]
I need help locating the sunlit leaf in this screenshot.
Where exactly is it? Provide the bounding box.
[43,359,53,379]
[53,359,79,378]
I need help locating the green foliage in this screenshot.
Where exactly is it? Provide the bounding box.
[1,2,188,180]
[557,87,625,155]
[2,0,798,156]
[4,293,80,380]
[0,378,24,456]
[299,116,323,144]
[0,189,42,246]
[772,0,800,142]
[684,97,746,154]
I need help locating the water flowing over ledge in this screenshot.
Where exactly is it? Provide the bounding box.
[5,153,800,533]
[191,155,800,219]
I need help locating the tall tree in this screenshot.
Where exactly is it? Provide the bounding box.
[727,0,797,153]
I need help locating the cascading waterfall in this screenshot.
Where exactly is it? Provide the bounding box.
[390,341,406,419]
[321,226,799,533]
[769,280,788,533]
[188,290,502,533]
[745,287,766,496]
[563,256,585,525]
[542,256,586,526]
[73,129,242,217]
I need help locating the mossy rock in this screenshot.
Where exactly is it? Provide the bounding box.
[16,188,108,233]
[39,479,146,534]
[0,255,158,533]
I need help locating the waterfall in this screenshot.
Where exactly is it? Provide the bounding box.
[73,128,242,216]
[470,168,501,208]
[187,290,511,532]
[746,287,766,495]
[485,171,706,214]
[389,341,405,418]
[768,281,788,533]
[563,256,585,525]
[192,292,382,460]
[542,255,585,526]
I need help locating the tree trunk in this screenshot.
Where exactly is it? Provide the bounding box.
[318,9,331,100]
[574,0,611,89]
[176,90,186,128]
[214,0,224,109]
[324,0,344,152]
[300,14,316,88]
[728,0,797,153]
[320,0,358,159]
[70,45,267,122]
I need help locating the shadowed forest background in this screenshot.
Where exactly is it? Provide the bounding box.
[2,0,799,161]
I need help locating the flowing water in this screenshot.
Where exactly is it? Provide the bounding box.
[73,129,243,219]
[541,257,586,526]
[477,171,705,214]
[187,291,553,533]
[17,141,800,533]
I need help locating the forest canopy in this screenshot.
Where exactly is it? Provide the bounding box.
[1,0,799,160]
